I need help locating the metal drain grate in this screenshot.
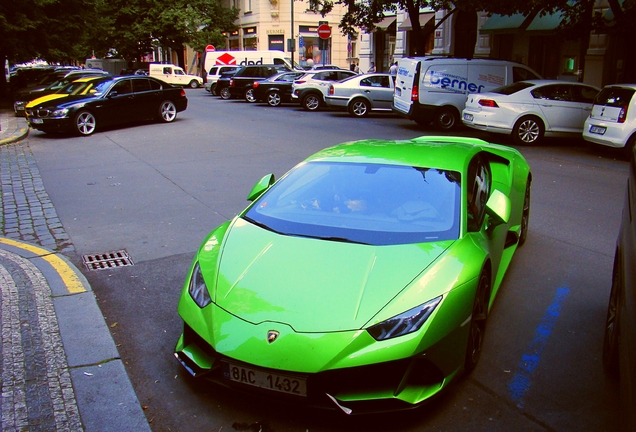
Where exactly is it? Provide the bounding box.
[82,250,134,271]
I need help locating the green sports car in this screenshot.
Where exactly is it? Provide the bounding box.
[174,136,531,414]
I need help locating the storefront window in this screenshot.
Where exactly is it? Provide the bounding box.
[299,36,330,67]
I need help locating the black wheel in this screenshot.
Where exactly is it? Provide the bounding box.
[622,134,636,160]
[302,93,321,111]
[349,98,370,117]
[603,254,621,376]
[465,271,490,372]
[518,178,531,246]
[434,106,459,131]
[74,110,96,136]
[245,88,257,103]
[267,91,282,107]
[210,83,218,96]
[159,100,177,123]
[513,116,544,145]
[189,80,198,89]
[220,87,231,100]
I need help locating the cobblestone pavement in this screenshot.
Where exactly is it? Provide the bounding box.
[0,143,74,254]
[1,249,82,431]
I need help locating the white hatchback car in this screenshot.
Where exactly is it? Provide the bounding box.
[583,84,636,153]
[462,80,600,145]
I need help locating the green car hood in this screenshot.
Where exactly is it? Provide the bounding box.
[212,218,453,332]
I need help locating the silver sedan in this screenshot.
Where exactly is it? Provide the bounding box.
[325,73,395,117]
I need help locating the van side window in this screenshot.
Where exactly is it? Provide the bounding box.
[513,67,540,82]
[163,67,171,74]
[174,69,184,76]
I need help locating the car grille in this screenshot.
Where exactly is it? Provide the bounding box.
[25,108,51,118]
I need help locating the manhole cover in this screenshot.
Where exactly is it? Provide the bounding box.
[82,250,134,271]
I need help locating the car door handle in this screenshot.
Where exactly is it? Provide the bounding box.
[364,90,371,93]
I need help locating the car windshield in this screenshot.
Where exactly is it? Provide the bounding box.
[244,161,461,246]
[57,79,112,96]
[492,82,535,95]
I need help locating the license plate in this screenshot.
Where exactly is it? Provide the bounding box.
[395,87,401,96]
[463,113,474,122]
[31,118,44,124]
[223,362,307,397]
[589,125,606,135]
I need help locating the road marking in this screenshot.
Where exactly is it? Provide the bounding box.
[0,238,85,294]
[508,286,570,408]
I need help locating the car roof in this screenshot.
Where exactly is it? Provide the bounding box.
[304,136,520,173]
[514,80,597,87]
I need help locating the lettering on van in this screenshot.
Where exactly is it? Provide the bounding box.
[397,66,412,77]
[426,70,485,93]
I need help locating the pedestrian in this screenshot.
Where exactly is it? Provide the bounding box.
[355,63,360,73]
[389,61,398,83]
[368,62,376,73]
[350,62,356,72]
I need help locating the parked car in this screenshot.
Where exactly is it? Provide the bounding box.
[174,135,531,413]
[204,65,241,95]
[603,144,636,432]
[25,75,187,136]
[252,71,305,107]
[148,63,203,88]
[462,80,600,145]
[215,69,241,100]
[13,69,109,116]
[291,69,358,111]
[583,84,636,155]
[394,57,541,130]
[305,64,344,71]
[325,73,395,117]
[227,65,289,102]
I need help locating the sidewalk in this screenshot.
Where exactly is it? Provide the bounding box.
[0,107,151,431]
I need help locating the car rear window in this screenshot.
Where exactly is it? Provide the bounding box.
[492,82,535,95]
[594,87,635,107]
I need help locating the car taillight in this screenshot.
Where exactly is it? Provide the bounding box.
[230,79,235,87]
[619,105,628,123]
[411,85,418,101]
[479,99,499,108]
[253,82,260,88]
[329,85,334,95]
[295,80,306,85]
[180,89,186,97]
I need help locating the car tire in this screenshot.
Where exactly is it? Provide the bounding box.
[267,91,282,107]
[245,88,257,103]
[210,83,218,96]
[189,80,199,89]
[518,178,531,247]
[434,106,459,131]
[623,134,636,159]
[349,98,370,117]
[465,270,490,373]
[302,93,321,111]
[603,254,621,376]
[159,100,177,123]
[74,110,97,136]
[220,87,231,100]
[513,116,544,145]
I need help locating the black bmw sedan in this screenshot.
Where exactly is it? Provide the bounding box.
[25,75,188,136]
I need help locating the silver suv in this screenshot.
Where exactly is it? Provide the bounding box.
[583,84,636,155]
[291,69,357,111]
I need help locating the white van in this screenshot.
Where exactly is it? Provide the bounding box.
[148,64,203,88]
[203,50,299,76]
[393,57,541,130]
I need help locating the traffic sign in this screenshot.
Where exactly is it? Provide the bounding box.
[205,45,215,52]
[317,24,331,40]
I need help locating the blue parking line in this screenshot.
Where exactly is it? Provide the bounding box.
[508,287,570,408]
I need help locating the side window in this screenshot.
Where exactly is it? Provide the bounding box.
[273,58,284,66]
[148,79,161,90]
[572,85,599,104]
[314,72,327,81]
[132,78,151,93]
[163,67,171,74]
[209,67,218,75]
[339,71,356,80]
[360,78,372,87]
[174,69,184,76]
[111,80,133,95]
[532,85,572,101]
[467,156,491,232]
[513,67,540,82]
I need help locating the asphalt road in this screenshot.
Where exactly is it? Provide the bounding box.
[25,89,627,431]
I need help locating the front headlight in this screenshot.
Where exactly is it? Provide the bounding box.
[50,108,69,118]
[188,263,212,308]
[367,296,442,341]
[14,101,26,109]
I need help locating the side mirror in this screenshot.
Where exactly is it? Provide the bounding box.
[485,189,511,227]
[247,174,275,202]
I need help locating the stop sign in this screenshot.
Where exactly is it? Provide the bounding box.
[317,24,331,40]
